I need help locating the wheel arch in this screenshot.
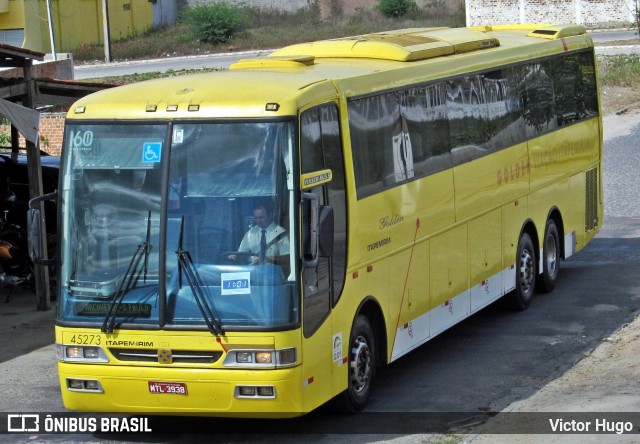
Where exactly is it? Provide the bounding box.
[354,296,388,367]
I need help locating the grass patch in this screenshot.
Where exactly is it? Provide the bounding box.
[597,54,640,87]
[84,68,223,85]
[72,5,465,63]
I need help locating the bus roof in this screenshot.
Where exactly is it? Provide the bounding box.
[68,24,592,120]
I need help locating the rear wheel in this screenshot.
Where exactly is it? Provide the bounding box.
[508,232,536,310]
[536,220,560,293]
[336,315,376,412]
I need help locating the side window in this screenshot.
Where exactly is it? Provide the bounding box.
[399,85,452,177]
[523,51,598,136]
[447,75,490,165]
[580,51,599,118]
[348,93,411,198]
[523,62,558,138]
[320,106,347,304]
[300,110,323,174]
[482,68,525,152]
[550,53,584,126]
[300,104,347,336]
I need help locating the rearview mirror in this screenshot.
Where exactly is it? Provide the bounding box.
[28,191,57,265]
[302,192,334,268]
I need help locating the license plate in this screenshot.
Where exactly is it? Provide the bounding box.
[148,381,188,395]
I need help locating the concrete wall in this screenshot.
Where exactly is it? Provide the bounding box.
[179,0,313,11]
[0,57,74,81]
[180,0,464,17]
[466,0,637,27]
[318,0,464,18]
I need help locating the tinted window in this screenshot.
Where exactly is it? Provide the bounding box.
[523,62,558,137]
[399,85,452,176]
[348,50,599,198]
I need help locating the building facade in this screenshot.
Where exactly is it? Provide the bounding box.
[0,0,177,53]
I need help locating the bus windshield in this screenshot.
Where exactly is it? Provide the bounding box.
[58,121,298,331]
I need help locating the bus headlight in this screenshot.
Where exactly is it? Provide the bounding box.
[223,347,297,368]
[255,352,272,364]
[56,344,109,363]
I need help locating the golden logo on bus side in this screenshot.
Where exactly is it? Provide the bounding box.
[301,169,332,189]
[497,138,592,186]
[379,213,404,230]
[497,159,530,186]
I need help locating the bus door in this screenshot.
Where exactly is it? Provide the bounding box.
[299,103,347,409]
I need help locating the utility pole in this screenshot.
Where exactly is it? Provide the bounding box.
[45,0,57,61]
[102,0,112,63]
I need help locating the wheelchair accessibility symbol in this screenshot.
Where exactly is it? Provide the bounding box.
[142,142,162,163]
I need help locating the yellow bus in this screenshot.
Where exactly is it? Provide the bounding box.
[42,24,602,416]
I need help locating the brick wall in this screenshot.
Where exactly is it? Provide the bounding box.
[466,0,637,27]
[1,112,66,156]
[38,113,66,156]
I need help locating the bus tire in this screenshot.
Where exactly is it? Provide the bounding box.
[508,232,536,311]
[536,219,560,293]
[336,315,376,412]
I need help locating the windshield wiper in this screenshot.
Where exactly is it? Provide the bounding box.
[101,211,153,333]
[176,217,225,336]
[143,210,151,282]
[101,242,148,333]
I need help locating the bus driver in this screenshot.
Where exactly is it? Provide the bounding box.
[229,202,289,265]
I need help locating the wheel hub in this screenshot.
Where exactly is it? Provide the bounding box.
[545,233,557,275]
[519,248,535,293]
[350,336,371,393]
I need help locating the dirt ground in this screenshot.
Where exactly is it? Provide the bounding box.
[600,85,640,116]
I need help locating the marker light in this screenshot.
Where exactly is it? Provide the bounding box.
[277,348,297,366]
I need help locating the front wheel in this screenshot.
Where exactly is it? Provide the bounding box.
[536,220,560,293]
[508,232,537,311]
[336,315,376,412]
